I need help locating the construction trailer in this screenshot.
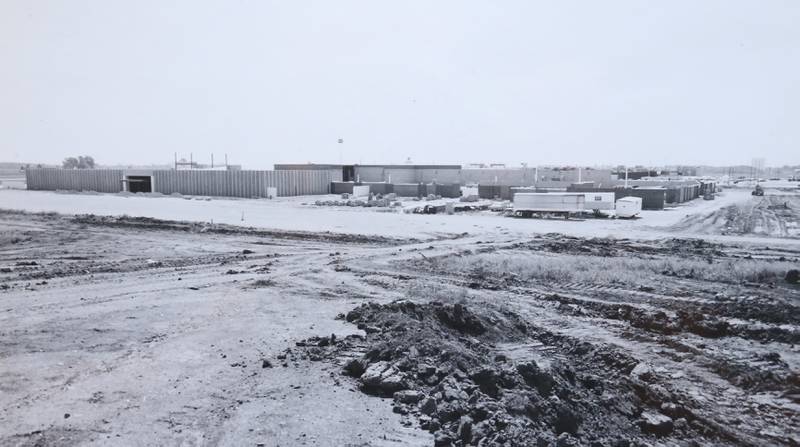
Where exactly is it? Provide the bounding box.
[566,184,666,210]
[615,197,643,218]
[512,193,585,218]
[583,192,616,211]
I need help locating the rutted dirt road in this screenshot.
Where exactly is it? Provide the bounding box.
[1,210,799,446]
[670,193,800,238]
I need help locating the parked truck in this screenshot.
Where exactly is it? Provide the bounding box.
[512,193,585,218]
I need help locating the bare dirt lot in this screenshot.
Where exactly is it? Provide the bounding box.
[671,194,800,238]
[1,209,799,446]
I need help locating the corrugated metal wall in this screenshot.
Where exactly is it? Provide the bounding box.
[384,168,417,184]
[417,168,462,183]
[462,168,533,185]
[354,166,385,182]
[25,168,331,197]
[25,168,123,192]
[152,170,331,197]
[462,168,613,186]
[327,168,344,183]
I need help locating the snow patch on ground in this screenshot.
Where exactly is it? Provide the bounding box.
[2,189,798,247]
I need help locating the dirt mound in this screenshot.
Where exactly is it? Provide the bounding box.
[292,301,734,446]
[544,293,800,345]
[70,213,414,245]
[660,238,725,257]
[511,234,725,259]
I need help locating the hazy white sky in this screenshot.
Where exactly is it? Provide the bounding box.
[1,1,798,168]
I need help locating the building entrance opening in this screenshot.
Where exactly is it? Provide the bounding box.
[127,176,152,193]
[342,166,355,182]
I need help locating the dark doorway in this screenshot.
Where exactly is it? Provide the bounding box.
[342,165,355,182]
[127,176,152,193]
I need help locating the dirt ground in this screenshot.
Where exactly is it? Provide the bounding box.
[1,207,799,446]
[670,193,800,238]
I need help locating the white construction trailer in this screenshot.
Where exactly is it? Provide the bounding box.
[583,192,616,211]
[615,196,643,218]
[512,193,585,218]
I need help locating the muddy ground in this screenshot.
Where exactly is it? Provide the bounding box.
[671,194,800,238]
[1,209,798,446]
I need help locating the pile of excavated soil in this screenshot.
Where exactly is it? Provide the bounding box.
[290,301,735,446]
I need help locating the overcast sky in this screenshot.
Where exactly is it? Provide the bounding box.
[1,1,798,168]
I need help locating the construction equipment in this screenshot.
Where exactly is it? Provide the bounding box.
[752,185,764,196]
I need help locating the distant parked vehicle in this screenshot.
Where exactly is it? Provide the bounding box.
[752,185,764,196]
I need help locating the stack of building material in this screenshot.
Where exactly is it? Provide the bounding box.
[352,185,370,198]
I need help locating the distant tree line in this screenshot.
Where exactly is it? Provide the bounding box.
[62,156,96,169]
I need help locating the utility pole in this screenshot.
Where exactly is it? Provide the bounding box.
[211,153,214,168]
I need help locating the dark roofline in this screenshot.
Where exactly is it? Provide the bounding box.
[274,163,461,170]
[358,164,461,169]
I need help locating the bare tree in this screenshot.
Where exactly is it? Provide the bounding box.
[62,156,96,169]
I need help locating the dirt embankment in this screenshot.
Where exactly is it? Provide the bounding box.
[69,213,419,245]
[290,300,778,446]
[285,232,800,446]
